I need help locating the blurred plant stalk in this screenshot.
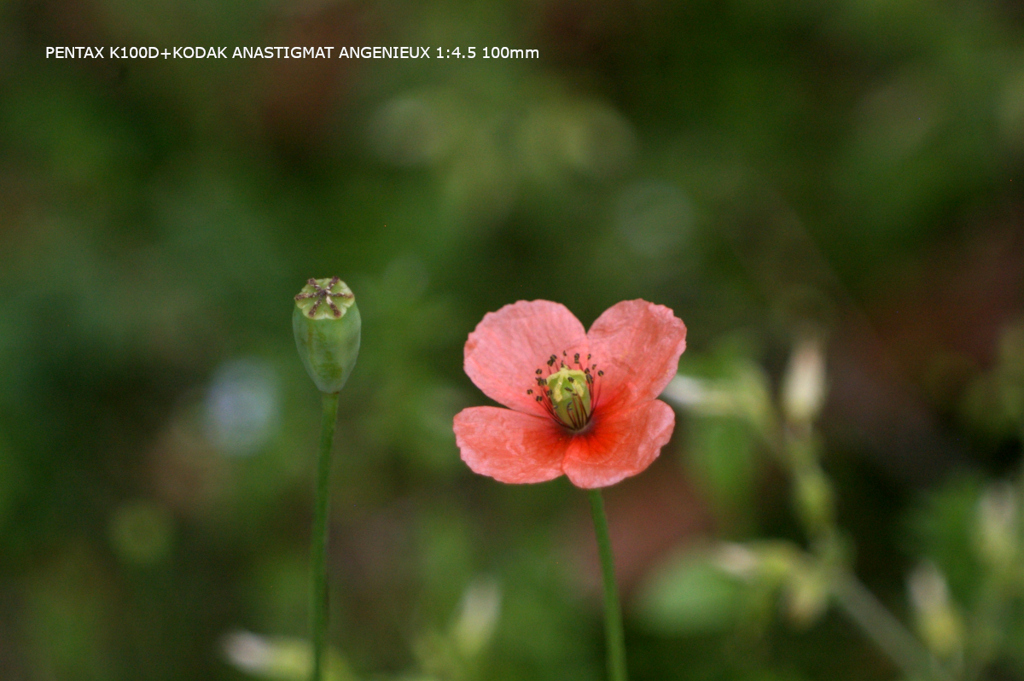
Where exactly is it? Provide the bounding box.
[775,336,950,681]
[668,334,952,681]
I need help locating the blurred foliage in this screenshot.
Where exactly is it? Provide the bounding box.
[2,0,1024,678]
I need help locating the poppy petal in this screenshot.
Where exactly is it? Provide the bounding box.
[454,406,572,484]
[561,399,675,488]
[587,300,687,404]
[465,300,589,414]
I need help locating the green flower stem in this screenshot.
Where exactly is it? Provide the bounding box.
[310,391,340,681]
[588,489,627,681]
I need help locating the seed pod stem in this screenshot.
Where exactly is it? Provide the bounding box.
[310,391,339,681]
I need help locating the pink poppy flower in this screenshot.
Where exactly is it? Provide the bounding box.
[453,300,687,489]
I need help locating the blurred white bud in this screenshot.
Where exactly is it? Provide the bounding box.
[713,541,827,628]
[908,562,964,660]
[452,577,502,658]
[976,482,1018,570]
[663,366,773,435]
[783,564,829,628]
[782,336,828,425]
[794,465,835,535]
[222,630,353,681]
[713,542,760,579]
[223,631,308,678]
[909,561,948,615]
[662,376,712,409]
[713,540,804,586]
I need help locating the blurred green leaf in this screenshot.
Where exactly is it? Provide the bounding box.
[906,475,985,604]
[686,416,758,517]
[635,550,744,635]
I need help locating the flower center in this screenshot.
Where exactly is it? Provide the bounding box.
[526,351,604,432]
[547,367,591,430]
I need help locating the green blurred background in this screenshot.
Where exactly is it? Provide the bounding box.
[3,0,1024,679]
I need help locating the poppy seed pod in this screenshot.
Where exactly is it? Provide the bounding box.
[293,277,361,394]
